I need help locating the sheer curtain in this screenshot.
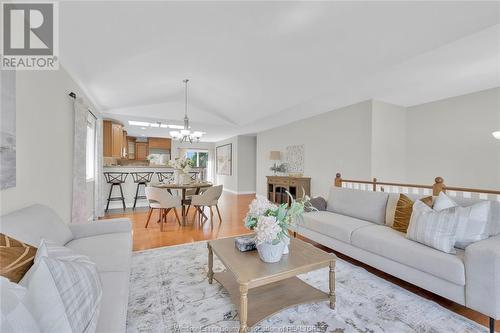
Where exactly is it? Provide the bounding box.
[94,117,104,218]
[71,98,88,224]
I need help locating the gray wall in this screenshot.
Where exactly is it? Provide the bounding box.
[0,67,96,222]
[406,87,500,190]
[256,100,373,198]
[256,88,500,197]
[215,135,256,194]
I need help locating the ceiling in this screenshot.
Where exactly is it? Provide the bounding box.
[59,1,500,141]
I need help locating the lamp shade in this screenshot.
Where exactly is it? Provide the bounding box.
[269,151,281,160]
[493,131,500,140]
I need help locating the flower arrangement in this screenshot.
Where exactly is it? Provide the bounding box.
[244,193,312,245]
[270,163,287,174]
[168,157,193,173]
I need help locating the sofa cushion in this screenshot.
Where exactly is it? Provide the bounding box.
[327,187,389,225]
[65,232,132,272]
[0,205,73,247]
[300,211,373,243]
[352,225,465,285]
[96,272,129,333]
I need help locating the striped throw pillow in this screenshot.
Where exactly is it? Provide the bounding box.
[24,240,102,333]
[406,200,460,253]
[0,233,37,283]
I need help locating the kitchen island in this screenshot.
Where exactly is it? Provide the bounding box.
[103,166,204,209]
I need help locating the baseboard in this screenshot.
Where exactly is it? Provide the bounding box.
[223,188,256,195]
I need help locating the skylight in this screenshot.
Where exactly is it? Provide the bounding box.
[127,120,183,129]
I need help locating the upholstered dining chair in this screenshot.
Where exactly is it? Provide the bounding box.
[144,187,182,231]
[190,185,223,225]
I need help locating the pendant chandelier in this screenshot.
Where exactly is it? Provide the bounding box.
[169,79,204,143]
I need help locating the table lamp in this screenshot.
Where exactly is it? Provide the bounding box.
[269,151,281,175]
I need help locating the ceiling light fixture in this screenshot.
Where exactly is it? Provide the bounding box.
[493,131,500,140]
[169,79,204,143]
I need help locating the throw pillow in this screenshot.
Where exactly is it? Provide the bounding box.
[0,233,37,283]
[406,200,460,254]
[0,277,41,333]
[23,240,102,333]
[305,197,327,212]
[391,195,433,233]
[433,192,491,249]
[433,191,458,211]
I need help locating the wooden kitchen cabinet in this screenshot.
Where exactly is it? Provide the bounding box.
[103,120,126,158]
[111,123,123,157]
[148,137,171,150]
[103,120,112,157]
[135,142,149,160]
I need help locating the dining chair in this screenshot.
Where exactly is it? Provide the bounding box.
[190,185,223,225]
[144,186,182,231]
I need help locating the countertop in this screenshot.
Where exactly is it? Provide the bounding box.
[103,165,172,168]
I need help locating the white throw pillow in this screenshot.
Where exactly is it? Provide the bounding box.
[407,200,460,254]
[23,240,102,333]
[433,192,491,249]
[433,191,458,211]
[0,277,41,333]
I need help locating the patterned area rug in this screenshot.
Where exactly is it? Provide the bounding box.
[127,241,486,333]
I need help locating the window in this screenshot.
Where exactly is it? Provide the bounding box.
[86,113,96,180]
[185,150,208,168]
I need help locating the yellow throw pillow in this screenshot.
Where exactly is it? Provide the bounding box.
[0,233,37,283]
[392,195,433,233]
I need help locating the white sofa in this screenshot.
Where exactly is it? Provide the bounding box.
[294,187,500,332]
[0,204,132,333]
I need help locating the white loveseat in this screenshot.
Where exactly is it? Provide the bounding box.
[294,187,500,332]
[0,204,132,333]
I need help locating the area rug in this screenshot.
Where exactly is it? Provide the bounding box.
[127,241,486,333]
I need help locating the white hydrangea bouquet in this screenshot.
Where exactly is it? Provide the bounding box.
[168,157,193,184]
[168,157,193,173]
[244,194,313,262]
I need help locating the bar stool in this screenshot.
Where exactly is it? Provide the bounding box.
[130,172,154,209]
[104,172,129,211]
[156,171,174,183]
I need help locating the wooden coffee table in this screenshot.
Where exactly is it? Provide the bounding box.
[207,236,336,332]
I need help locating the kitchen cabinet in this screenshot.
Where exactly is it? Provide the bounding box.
[148,137,171,150]
[103,120,126,158]
[135,142,149,160]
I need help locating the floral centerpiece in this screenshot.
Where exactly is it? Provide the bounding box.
[244,193,313,263]
[168,157,193,184]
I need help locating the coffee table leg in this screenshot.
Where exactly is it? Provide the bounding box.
[239,284,248,333]
[207,243,214,284]
[329,260,336,309]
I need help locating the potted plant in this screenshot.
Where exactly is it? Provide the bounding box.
[244,194,312,263]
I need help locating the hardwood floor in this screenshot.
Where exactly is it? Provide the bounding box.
[104,192,254,251]
[103,192,496,331]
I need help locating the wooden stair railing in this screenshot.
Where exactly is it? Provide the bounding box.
[334,172,500,198]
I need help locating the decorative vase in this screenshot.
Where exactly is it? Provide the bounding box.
[282,236,290,255]
[256,241,285,263]
[174,170,186,185]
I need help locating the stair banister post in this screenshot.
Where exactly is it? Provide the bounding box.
[334,173,342,187]
[433,177,445,196]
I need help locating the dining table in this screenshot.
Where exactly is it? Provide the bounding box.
[152,182,213,224]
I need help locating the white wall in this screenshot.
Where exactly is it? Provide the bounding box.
[256,101,373,198]
[215,135,256,194]
[371,100,407,182]
[237,136,256,193]
[256,88,500,196]
[406,87,500,190]
[0,67,96,223]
